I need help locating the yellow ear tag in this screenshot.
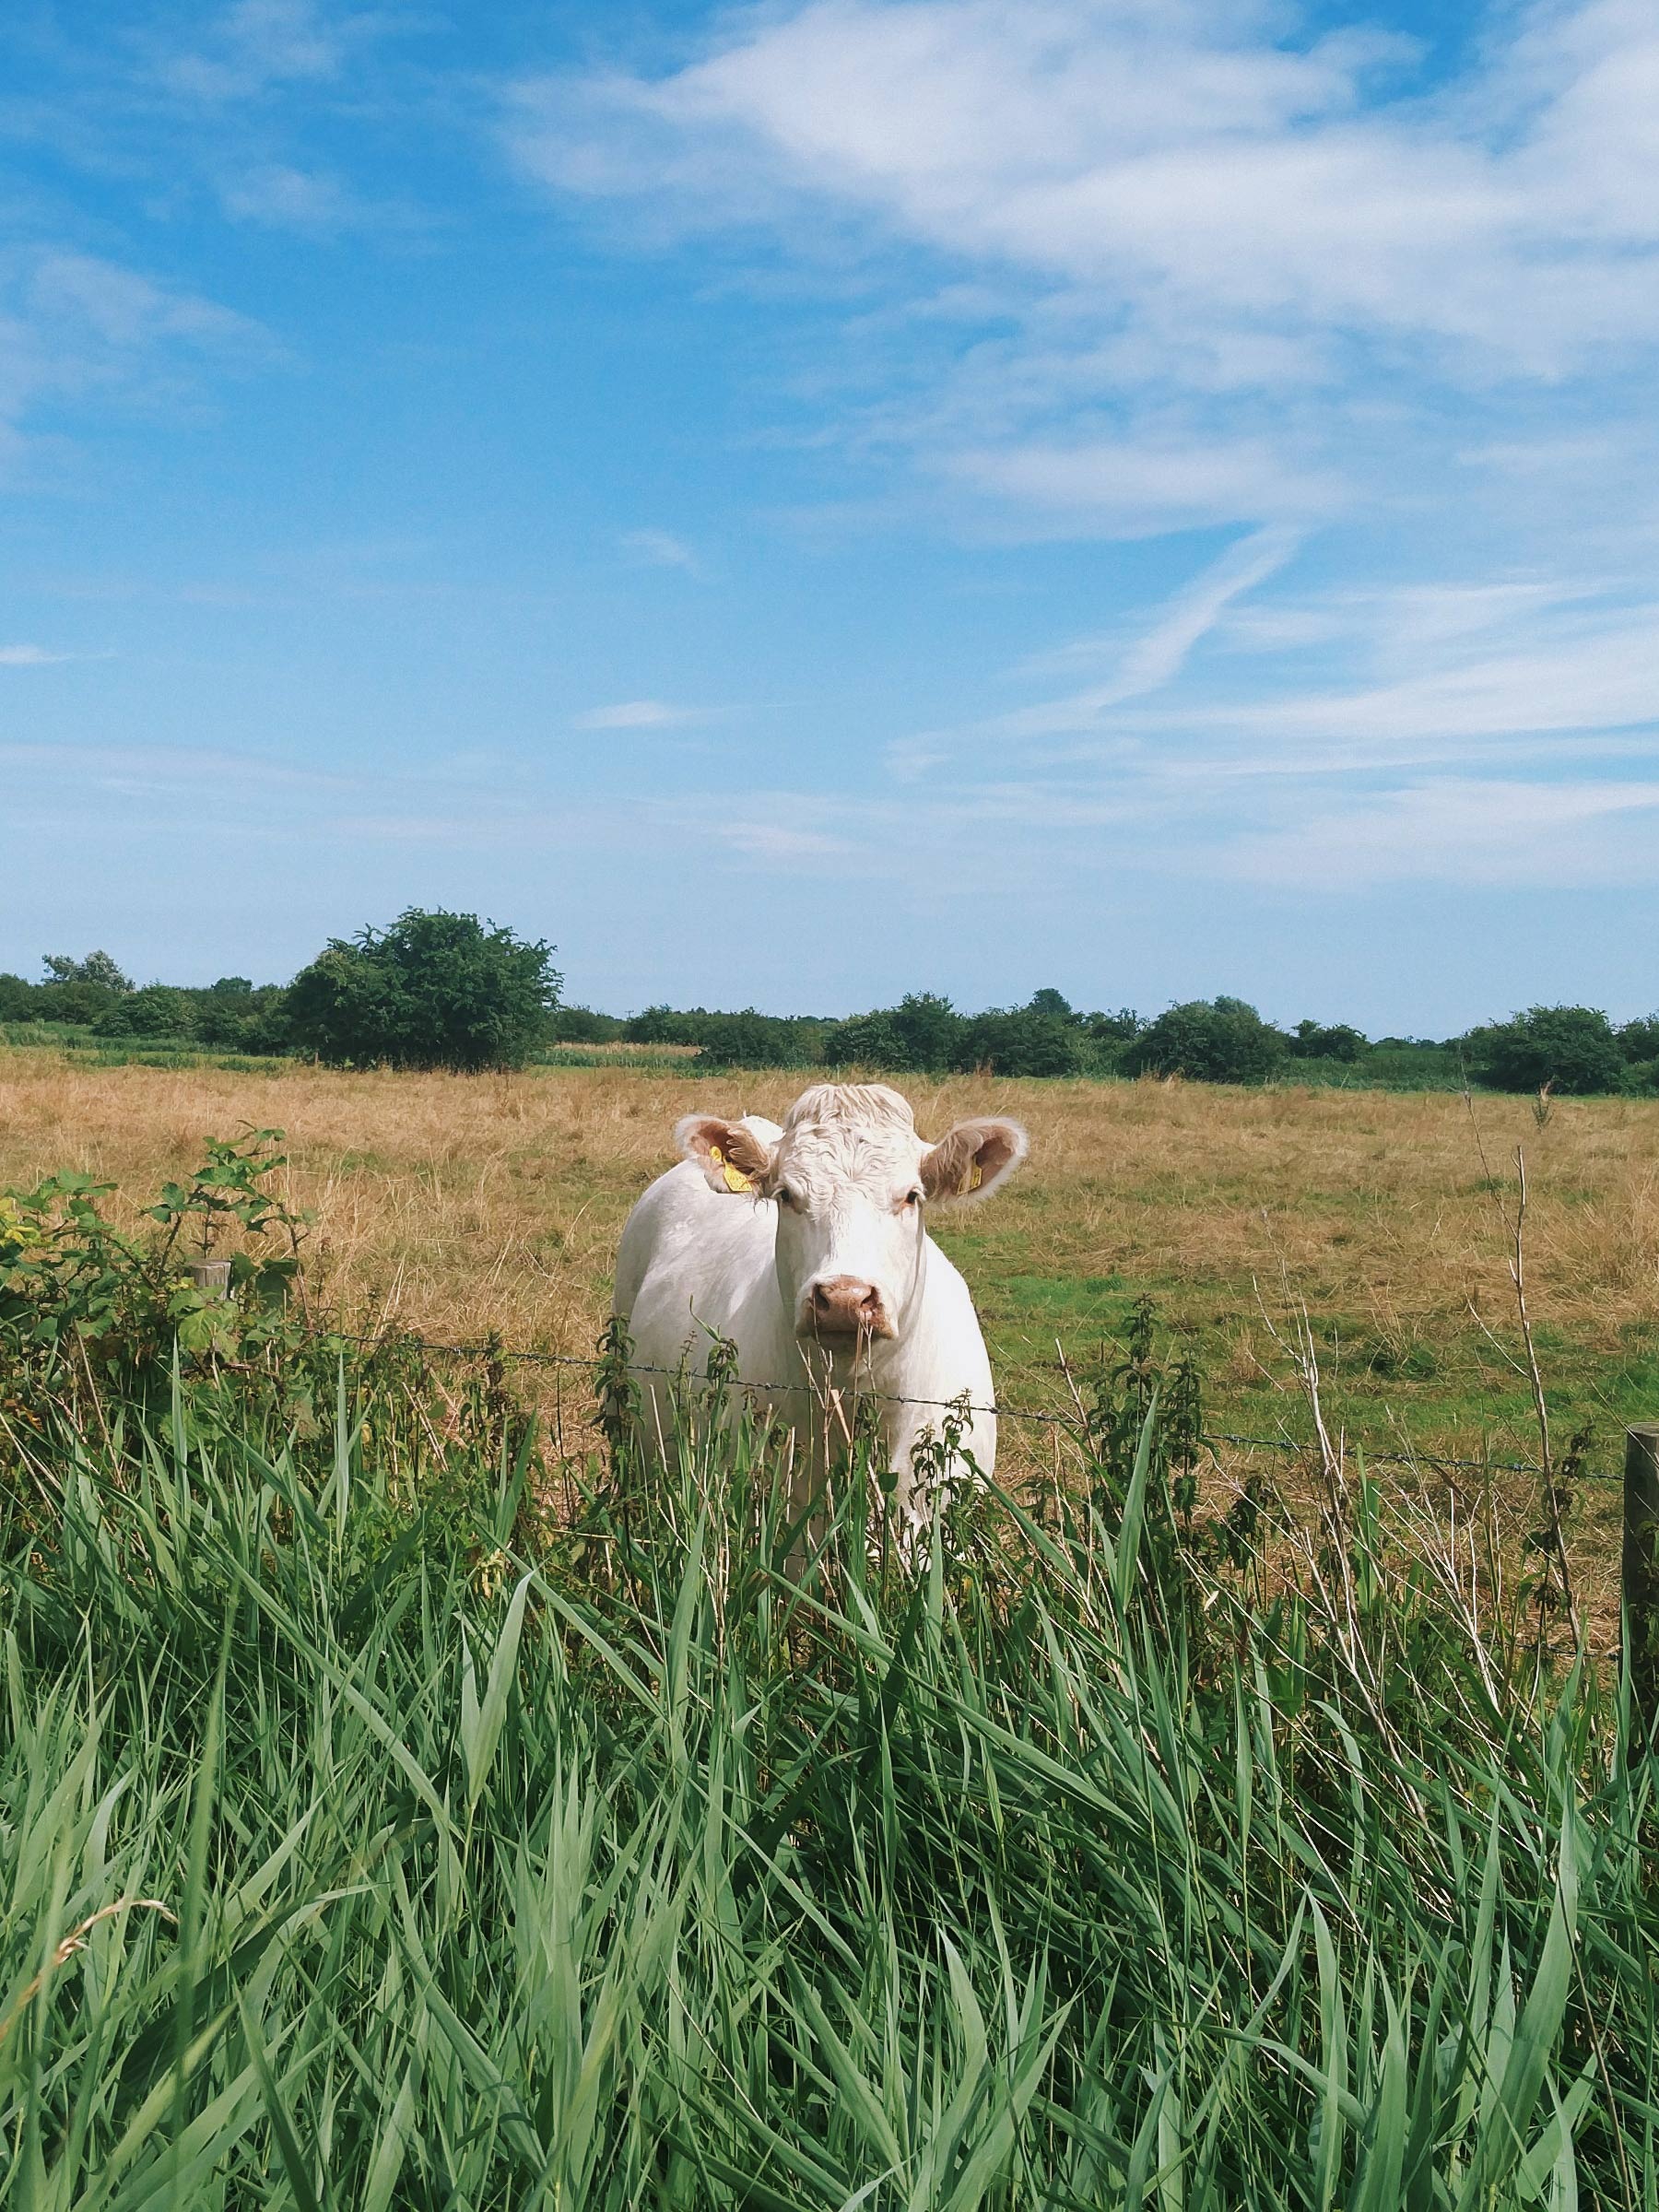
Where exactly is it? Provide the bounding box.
[709,1143,753,1194]
[965,1161,983,1194]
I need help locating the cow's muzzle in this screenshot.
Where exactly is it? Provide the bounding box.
[801,1276,896,1340]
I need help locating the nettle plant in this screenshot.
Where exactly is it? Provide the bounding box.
[0,1127,307,1408]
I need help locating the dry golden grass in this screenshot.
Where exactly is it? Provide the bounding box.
[6,1050,1656,1636]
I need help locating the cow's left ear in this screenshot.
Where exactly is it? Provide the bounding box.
[919,1117,1029,1206]
[676,1114,776,1195]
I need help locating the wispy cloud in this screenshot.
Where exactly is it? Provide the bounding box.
[215,161,397,232]
[0,248,274,471]
[159,0,353,103]
[1221,778,1659,891]
[1005,527,1301,733]
[618,527,703,575]
[0,644,76,665]
[889,525,1299,778]
[505,0,1659,561]
[571,699,712,730]
[879,559,1659,884]
[718,820,852,865]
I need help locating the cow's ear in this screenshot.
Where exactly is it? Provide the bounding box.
[920,1117,1028,1206]
[676,1115,776,1195]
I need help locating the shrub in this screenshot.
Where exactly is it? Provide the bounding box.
[1084,1006,1142,1042]
[623,1004,695,1045]
[690,1009,824,1068]
[0,1128,306,1414]
[822,1009,908,1067]
[1123,996,1287,1084]
[822,994,964,1074]
[286,908,560,1072]
[549,1006,626,1043]
[1465,1005,1625,1096]
[954,1006,1090,1077]
[1288,1018,1368,1062]
[888,991,964,1071]
[31,979,124,1025]
[91,983,196,1038]
[1618,1013,1659,1063]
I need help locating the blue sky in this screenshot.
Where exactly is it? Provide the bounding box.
[4,0,1659,1031]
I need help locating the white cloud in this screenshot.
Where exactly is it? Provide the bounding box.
[217,163,371,230]
[946,440,1337,537]
[0,248,272,467]
[21,252,264,354]
[719,820,853,864]
[618,527,703,574]
[515,0,1659,370]
[1221,777,1659,889]
[571,699,711,730]
[160,0,349,102]
[0,643,74,665]
[998,526,1300,734]
[871,552,1659,888]
[506,0,1659,554]
[1186,606,1659,756]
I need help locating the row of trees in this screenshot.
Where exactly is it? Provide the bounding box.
[568,994,1385,1082]
[6,918,1658,1091]
[0,914,560,1073]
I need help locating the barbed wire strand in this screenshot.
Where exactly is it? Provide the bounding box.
[310,1326,1576,1477]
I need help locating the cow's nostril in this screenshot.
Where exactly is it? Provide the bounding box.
[808,1277,884,1327]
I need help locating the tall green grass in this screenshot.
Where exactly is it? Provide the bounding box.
[2,1358,1655,2207]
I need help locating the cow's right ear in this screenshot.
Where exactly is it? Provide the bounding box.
[675,1115,776,1195]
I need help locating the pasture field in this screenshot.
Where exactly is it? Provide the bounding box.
[3,1047,1656,1630]
[6,1047,1659,2203]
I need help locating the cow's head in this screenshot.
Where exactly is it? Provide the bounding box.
[676,1083,1027,1345]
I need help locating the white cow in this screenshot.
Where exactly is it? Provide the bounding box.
[611,1082,1028,1524]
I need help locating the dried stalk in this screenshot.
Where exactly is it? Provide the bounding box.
[1461,1088,1581,1646]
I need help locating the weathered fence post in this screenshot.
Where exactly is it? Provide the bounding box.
[182,1259,231,1300]
[1624,1424,1659,1740]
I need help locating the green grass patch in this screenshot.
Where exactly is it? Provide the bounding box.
[1,1347,1654,2207]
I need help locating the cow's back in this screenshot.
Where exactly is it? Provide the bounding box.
[612,1116,792,1390]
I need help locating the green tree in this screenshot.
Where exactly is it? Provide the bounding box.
[622,1005,693,1045]
[1465,1005,1625,1096]
[822,1009,908,1068]
[33,980,124,1025]
[92,984,194,1038]
[1123,997,1287,1084]
[821,993,962,1072]
[1288,1018,1368,1062]
[42,950,133,993]
[549,1006,625,1043]
[692,1010,822,1068]
[890,992,963,1071]
[955,1007,1089,1077]
[286,910,560,1072]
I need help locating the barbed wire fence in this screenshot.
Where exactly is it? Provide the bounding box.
[311,1325,1580,1479]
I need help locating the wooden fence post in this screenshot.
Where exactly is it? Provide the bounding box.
[1624,1424,1659,1739]
[182,1259,231,1300]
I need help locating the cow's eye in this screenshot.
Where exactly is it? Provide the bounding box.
[904,1188,924,1208]
[776,1186,798,1208]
